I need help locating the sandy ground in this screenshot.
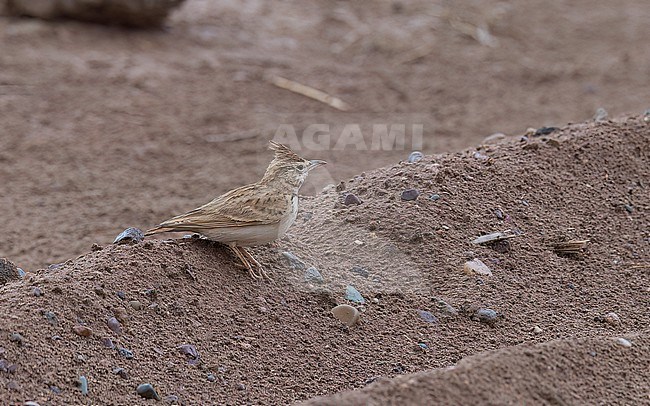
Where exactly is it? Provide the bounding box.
[0,0,649,404]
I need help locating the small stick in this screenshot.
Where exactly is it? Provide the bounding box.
[268,75,350,111]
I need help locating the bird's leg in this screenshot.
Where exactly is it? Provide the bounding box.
[229,244,261,279]
[239,246,272,280]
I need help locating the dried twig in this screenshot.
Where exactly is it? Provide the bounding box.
[268,75,350,111]
[552,239,589,255]
[472,230,520,245]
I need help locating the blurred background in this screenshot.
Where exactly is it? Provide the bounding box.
[1,0,649,270]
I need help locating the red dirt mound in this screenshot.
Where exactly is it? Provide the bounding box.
[303,334,649,406]
[0,117,648,404]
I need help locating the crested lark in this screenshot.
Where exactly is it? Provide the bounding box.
[145,141,326,279]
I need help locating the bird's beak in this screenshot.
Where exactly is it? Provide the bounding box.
[308,159,327,170]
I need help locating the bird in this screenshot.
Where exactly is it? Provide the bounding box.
[145,141,326,279]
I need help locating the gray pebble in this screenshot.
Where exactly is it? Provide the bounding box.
[343,193,362,205]
[407,151,423,163]
[113,227,145,244]
[495,208,504,220]
[116,291,126,300]
[304,266,324,284]
[417,310,438,323]
[281,251,306,270]
[107,317,122,335]
[473,308,499,325]
[616,337,632,348]
[136,383,161,400]
[32,287,43,297]
[236,383,246,391]
[78,375,88,395]
[177,344,199,363]
[401,189,420,201]
[9,333,24,346]
[101,337,115,349]
[433,298,458,317]
[428,194,441,201]
[113,367,129,379]
[207,373,216,382]
[350,266,369,278]
[345,285,366,304]
[44,311,58,325]
[129,300,143,311]
[49,385,61,394]
[118,347,134,359]
[165,395,179,404]
[24,402,41,406]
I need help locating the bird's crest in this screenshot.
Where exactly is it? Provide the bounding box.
[269,141,303,163]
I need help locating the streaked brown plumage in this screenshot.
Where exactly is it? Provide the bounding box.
[145,141,326,279]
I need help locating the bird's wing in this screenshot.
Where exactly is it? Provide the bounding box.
[146,184,290,235]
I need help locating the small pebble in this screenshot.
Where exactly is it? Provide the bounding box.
[73,325,93,337]
[473,151,489,161]
[113,227,145,244]
[116,291,126,300]
[207,373,216,382]
[407,151,423,163]
[129,300,143,311]
[94,286,105,297]
[49,385,62,394]
[136,383,161,400]
[32,287,43,297]
[114,307,130,324]
[78,375,88,395]
[344,193,362,205]
[9,333,24,346]
[533,326,543,334]
[433,298,458,317]
[107,317,122,335]
[494,208,504,220]
[624,204,634,213]
[603,312,621,325]
[417,342,428,350]
[6,380,20,390]
[165,395,179,404]
[473,308,499,325]
[463,259,493,277]
[44,311,58,325]
[178,344,200,362]
[113,367,129,379]
[593,107,608,121]
[304,267,324,284]
[428,194,441,201]
[236,383,246,391]
[331,304,360,327]
[345,285,366,304]
[350,266,369,278]
[616,337,632,348]
[17,268,26,278]
[417,310,438,324]
[281,251,306,270]
[118,347,134,359]
[101,337,115,349]
[534,127,558,136]
[401,189,420,201]
[24,402,40,406]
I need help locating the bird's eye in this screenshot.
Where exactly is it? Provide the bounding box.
[296,164,305,171]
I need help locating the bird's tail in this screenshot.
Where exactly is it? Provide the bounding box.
[144,225,167,236]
